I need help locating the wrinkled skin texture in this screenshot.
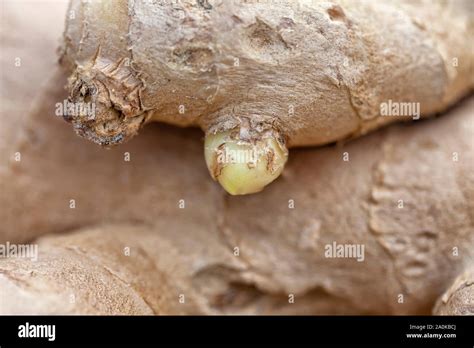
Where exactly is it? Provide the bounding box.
[434,267,474,315]
[61,0,473,147]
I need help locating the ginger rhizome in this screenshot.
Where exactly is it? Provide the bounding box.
[60,0,473,194]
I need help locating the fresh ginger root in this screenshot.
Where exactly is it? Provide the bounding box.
[1,64,473,313]
[1,0,473,315]
[59,0,474,194]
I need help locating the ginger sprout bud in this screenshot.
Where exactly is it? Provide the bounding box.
[204,128,288,195]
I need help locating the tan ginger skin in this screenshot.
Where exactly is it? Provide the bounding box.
[60,0,474,194]
[0,0,473,314]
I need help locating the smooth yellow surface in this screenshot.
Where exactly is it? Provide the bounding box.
[204,131,288,195]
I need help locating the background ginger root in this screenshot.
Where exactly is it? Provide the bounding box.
[60,0,474,193]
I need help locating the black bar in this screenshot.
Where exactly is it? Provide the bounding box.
[0,316,472,346]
